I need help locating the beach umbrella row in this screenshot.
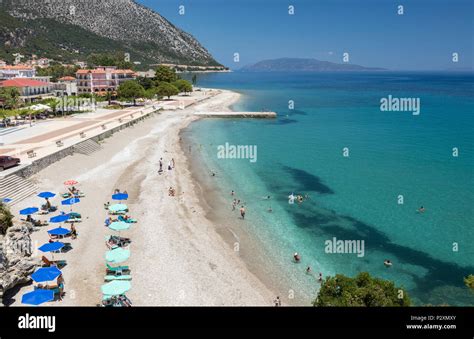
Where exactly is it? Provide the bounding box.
[20,179,82,305]
[102,193,134,305]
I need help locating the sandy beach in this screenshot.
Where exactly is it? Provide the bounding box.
[9,89,278,306]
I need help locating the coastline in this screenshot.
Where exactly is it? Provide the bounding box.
[8,89,279,306]
[180,121,309,306]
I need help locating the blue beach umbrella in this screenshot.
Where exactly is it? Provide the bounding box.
[61,197,80,206]
[47,227,71,237]
[105,248,130,263]
[101,281,131,296]
[49,214,70,223]
[108,221,130,232]
[21,289,54,306]
[20,207,39,215]
[31,266,62,283]
[1,198,12,203]
[38,242,65,253]
[38,192,56,199]
[112,193,128,201]
[108,204,128,213]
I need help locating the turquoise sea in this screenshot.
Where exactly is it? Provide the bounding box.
[184,71,474,306]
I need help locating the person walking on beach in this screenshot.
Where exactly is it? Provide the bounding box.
[240,206,246,219]
[168,160,172,171]
[70,223,77,239]
[171,158,175,169]
[159,158,163,173]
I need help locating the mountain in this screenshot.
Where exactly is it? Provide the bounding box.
[240,58,386,72]
[0,0,221,68]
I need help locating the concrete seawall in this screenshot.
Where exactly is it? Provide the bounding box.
[194,111,277,118]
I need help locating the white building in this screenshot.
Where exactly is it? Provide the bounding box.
[0,65,36,80]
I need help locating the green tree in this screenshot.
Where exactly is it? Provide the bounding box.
[464,275,474,291]
[144,87,158,100]
[172,79,193,95]
[36,64,79,82]
[154,65,178,83]
[136,76,155,90]
[0,87,22,109]
[156,82,179,99]
[0,202,13,235]
[87,53,135,70]
[314,272,411,307]
[117,80,145,105]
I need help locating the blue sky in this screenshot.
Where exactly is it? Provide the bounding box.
[137,0,473,70]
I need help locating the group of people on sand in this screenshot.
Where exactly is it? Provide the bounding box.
[25,214,47,226]
[158,157,175,174]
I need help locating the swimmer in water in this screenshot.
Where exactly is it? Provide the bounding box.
[306,266,311,274]
[293,252,301,263]
[268,206,273,213]
[418,206,425,213]
[384,259,393,267]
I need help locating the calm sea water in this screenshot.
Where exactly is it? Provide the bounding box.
[184,71,474,306]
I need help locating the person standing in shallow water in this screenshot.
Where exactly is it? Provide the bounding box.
[240,206,246,219]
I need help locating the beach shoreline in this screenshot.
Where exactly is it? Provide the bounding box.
[8,89,282,306]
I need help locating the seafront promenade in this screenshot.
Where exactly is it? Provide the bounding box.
[0,89,221,178]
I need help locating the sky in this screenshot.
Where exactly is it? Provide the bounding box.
[137,0,473,70]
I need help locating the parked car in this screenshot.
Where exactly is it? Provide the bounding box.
[0,156,20,171]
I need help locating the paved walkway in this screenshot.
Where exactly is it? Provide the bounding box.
[0,90,220,167]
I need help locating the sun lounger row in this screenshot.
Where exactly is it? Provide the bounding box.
[105,235,132,249]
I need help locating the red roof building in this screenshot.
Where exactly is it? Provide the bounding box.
[76,67,136,94]
[0,78,52,98]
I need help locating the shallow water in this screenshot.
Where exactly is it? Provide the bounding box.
[184,71,474,305]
